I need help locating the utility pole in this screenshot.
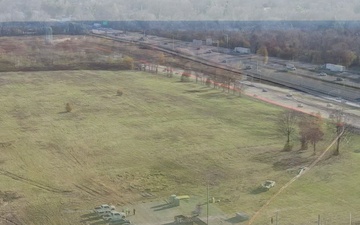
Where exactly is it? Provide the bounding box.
[172,36,174,50]
[350,213,352,225]
[224,34,229,48]
[207,184,209,225]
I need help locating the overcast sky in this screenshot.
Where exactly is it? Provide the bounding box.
[0,0,359,22]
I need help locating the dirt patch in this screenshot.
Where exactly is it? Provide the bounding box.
[0,169,71,193]
[273,155,311,170]
[0,191,21,203]
[0,141,13,148]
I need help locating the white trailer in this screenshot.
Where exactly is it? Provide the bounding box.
[192,39,203,46]
[205,38,213,46]
[325,63,345,72]
[234,47,250,54]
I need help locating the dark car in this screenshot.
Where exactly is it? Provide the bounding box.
[108,218,131,224]
[244,65,252,70]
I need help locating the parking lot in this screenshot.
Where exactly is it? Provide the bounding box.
[85,196,243,225]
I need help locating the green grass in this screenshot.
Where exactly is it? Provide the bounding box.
[0,70,359,224]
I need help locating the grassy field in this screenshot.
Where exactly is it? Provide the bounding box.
[0,70,359,225]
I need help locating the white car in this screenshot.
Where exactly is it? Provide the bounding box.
[108,218,131,224]
[318,72,327,76]
[103,211,126,221]
[94,204,115,214]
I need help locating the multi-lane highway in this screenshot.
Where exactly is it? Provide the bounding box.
[99,29,360,101]
[91,28,360,127]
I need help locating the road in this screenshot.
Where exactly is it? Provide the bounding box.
[101,29,360,100]
[92,29,360,128]
[167,65,360,128]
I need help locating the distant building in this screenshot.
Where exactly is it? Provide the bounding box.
[325,63,345,72]
[192,39,203,46]
[234,47,250,54]
[205,38,213,46]
[44,27,53,44]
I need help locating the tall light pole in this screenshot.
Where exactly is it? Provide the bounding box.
[224,34,229,49]
[172,35,174,50]
[207,184,209,225]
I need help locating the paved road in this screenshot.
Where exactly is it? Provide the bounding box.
[93,30,360,128]
[240,81,360,128]
[101,29,360,102]
[168,65,360,128]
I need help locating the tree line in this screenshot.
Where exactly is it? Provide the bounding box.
[150,27,360,68]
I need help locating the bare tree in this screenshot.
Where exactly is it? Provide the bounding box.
[298,113,324,153]
[277,110,298,151]
[256,45,269,65]
[329,109,349,155]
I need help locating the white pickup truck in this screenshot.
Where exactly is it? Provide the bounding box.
[94,204,116,215]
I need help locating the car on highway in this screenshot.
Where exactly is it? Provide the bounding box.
[318,72,327,76]
[244,65,252,70]
[336,77,344,81]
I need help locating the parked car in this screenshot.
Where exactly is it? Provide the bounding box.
[108,218,131,224]
[94,204,115,214]
[103,211,126,221]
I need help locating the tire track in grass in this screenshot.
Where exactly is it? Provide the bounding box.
[0,169,71,194]
[0,216,21,225]
[73,179,116,197]
[73,184,100,196]
[247,128,345,225]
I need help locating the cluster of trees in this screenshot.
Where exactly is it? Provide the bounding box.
[0,22,86,36]
[278,110,348,155]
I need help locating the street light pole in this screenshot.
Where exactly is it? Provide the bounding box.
[224,34,229,49]
[207,184,209,225]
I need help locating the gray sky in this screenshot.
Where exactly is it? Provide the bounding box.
[0,0,359,22]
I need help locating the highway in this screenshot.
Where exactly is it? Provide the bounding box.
[91,29,360,128]
[98,29,360,100]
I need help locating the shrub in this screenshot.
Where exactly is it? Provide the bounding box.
[205,78,212,87]
[122,56,134,70]
[181,71,191,82]
[117,89,123,96]
[65,103,72,112]
[283,142,293,151]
